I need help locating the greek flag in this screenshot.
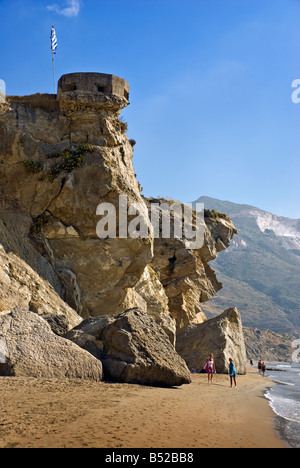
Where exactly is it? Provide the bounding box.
[51,25,58,54]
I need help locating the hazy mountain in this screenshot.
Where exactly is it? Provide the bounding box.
[193,196,300,335]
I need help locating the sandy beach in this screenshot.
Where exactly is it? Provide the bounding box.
[0,367,286,449]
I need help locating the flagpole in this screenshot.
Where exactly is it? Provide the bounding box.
[52,50,56,94]
[51,23,56,94]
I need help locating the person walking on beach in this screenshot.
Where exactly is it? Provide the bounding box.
[205,354,216,384]
[229,358,237,388]
[261,362,266,377]
[258,360,262,375]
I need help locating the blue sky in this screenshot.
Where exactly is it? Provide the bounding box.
[0,0,300,218]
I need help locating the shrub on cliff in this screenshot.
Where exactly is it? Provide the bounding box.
[20,144,94,181]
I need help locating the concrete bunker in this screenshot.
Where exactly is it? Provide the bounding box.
[57,72,129,101]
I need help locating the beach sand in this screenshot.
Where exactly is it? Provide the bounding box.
[0,367,287,448]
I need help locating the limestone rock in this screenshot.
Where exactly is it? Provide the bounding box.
[65,315,115,360]
[0,75,153,319]
[176,307,247,374]
[122,265,176,345]
[68,308,191,387]
[0,240,82,336]
[0,308,103,380]
[147,198,237,329]
[0,74,239,357]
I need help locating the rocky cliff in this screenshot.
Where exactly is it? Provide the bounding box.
[0,73,243,383]
[0,78,152,320]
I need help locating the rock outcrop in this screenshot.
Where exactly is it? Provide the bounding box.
[0,308,103,380]
[0,72,245,383]
[146,198,237,329]
[67,308,191,387]
[0,74,152,319]
[0,73,238,331]
[0,236,82,336]
[176,307,247,374]
[122,265,176,345]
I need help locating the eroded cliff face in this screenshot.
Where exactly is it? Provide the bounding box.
[0,86,152,319]
[0,76,237,338]
[146,200,237,329]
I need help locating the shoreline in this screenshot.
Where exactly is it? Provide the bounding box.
[264,362,300,449]
[0,367,287,449]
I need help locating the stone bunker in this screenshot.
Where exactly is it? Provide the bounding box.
[57,72,129,101]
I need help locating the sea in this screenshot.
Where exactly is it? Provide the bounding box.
[264,362,300,448]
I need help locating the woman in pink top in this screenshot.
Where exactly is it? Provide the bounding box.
[204,354,216,383]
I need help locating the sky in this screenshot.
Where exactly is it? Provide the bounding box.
[0,0,300,218]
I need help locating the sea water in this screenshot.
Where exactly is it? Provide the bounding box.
[264,363,300,448]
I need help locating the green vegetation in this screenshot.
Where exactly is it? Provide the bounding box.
[47,144,94,181]
[21,144,94,181]
[119,116,128,133]
[204,209,230,221]
[21,160,43,173]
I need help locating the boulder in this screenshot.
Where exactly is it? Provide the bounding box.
[122,265,176,345]
[65,315,115,361]
[0,240,82,336]
[176,307,247,374]
[67,308,191,387]
[0,307,103,380]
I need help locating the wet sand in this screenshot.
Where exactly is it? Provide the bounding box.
[0,367,286,448]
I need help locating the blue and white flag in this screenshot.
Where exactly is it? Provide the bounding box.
[51,25,58,54]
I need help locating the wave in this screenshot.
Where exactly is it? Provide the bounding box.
[265,391,300,424]
[270,379,295,386]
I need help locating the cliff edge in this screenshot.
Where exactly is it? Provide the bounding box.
[0,73,243,381]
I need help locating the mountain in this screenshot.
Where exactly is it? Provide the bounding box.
[193,196,300,336]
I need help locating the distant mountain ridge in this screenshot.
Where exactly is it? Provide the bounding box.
[193,196,300,335]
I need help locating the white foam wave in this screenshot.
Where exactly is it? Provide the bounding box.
[271,379,295,386]
[265,391,300,424]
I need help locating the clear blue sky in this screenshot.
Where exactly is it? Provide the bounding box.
[1,0,299,218]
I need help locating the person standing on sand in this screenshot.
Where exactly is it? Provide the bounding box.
[261,362,266,377]
[229,358,237,388]
[205,354,216,384]
[258,360,262,375]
